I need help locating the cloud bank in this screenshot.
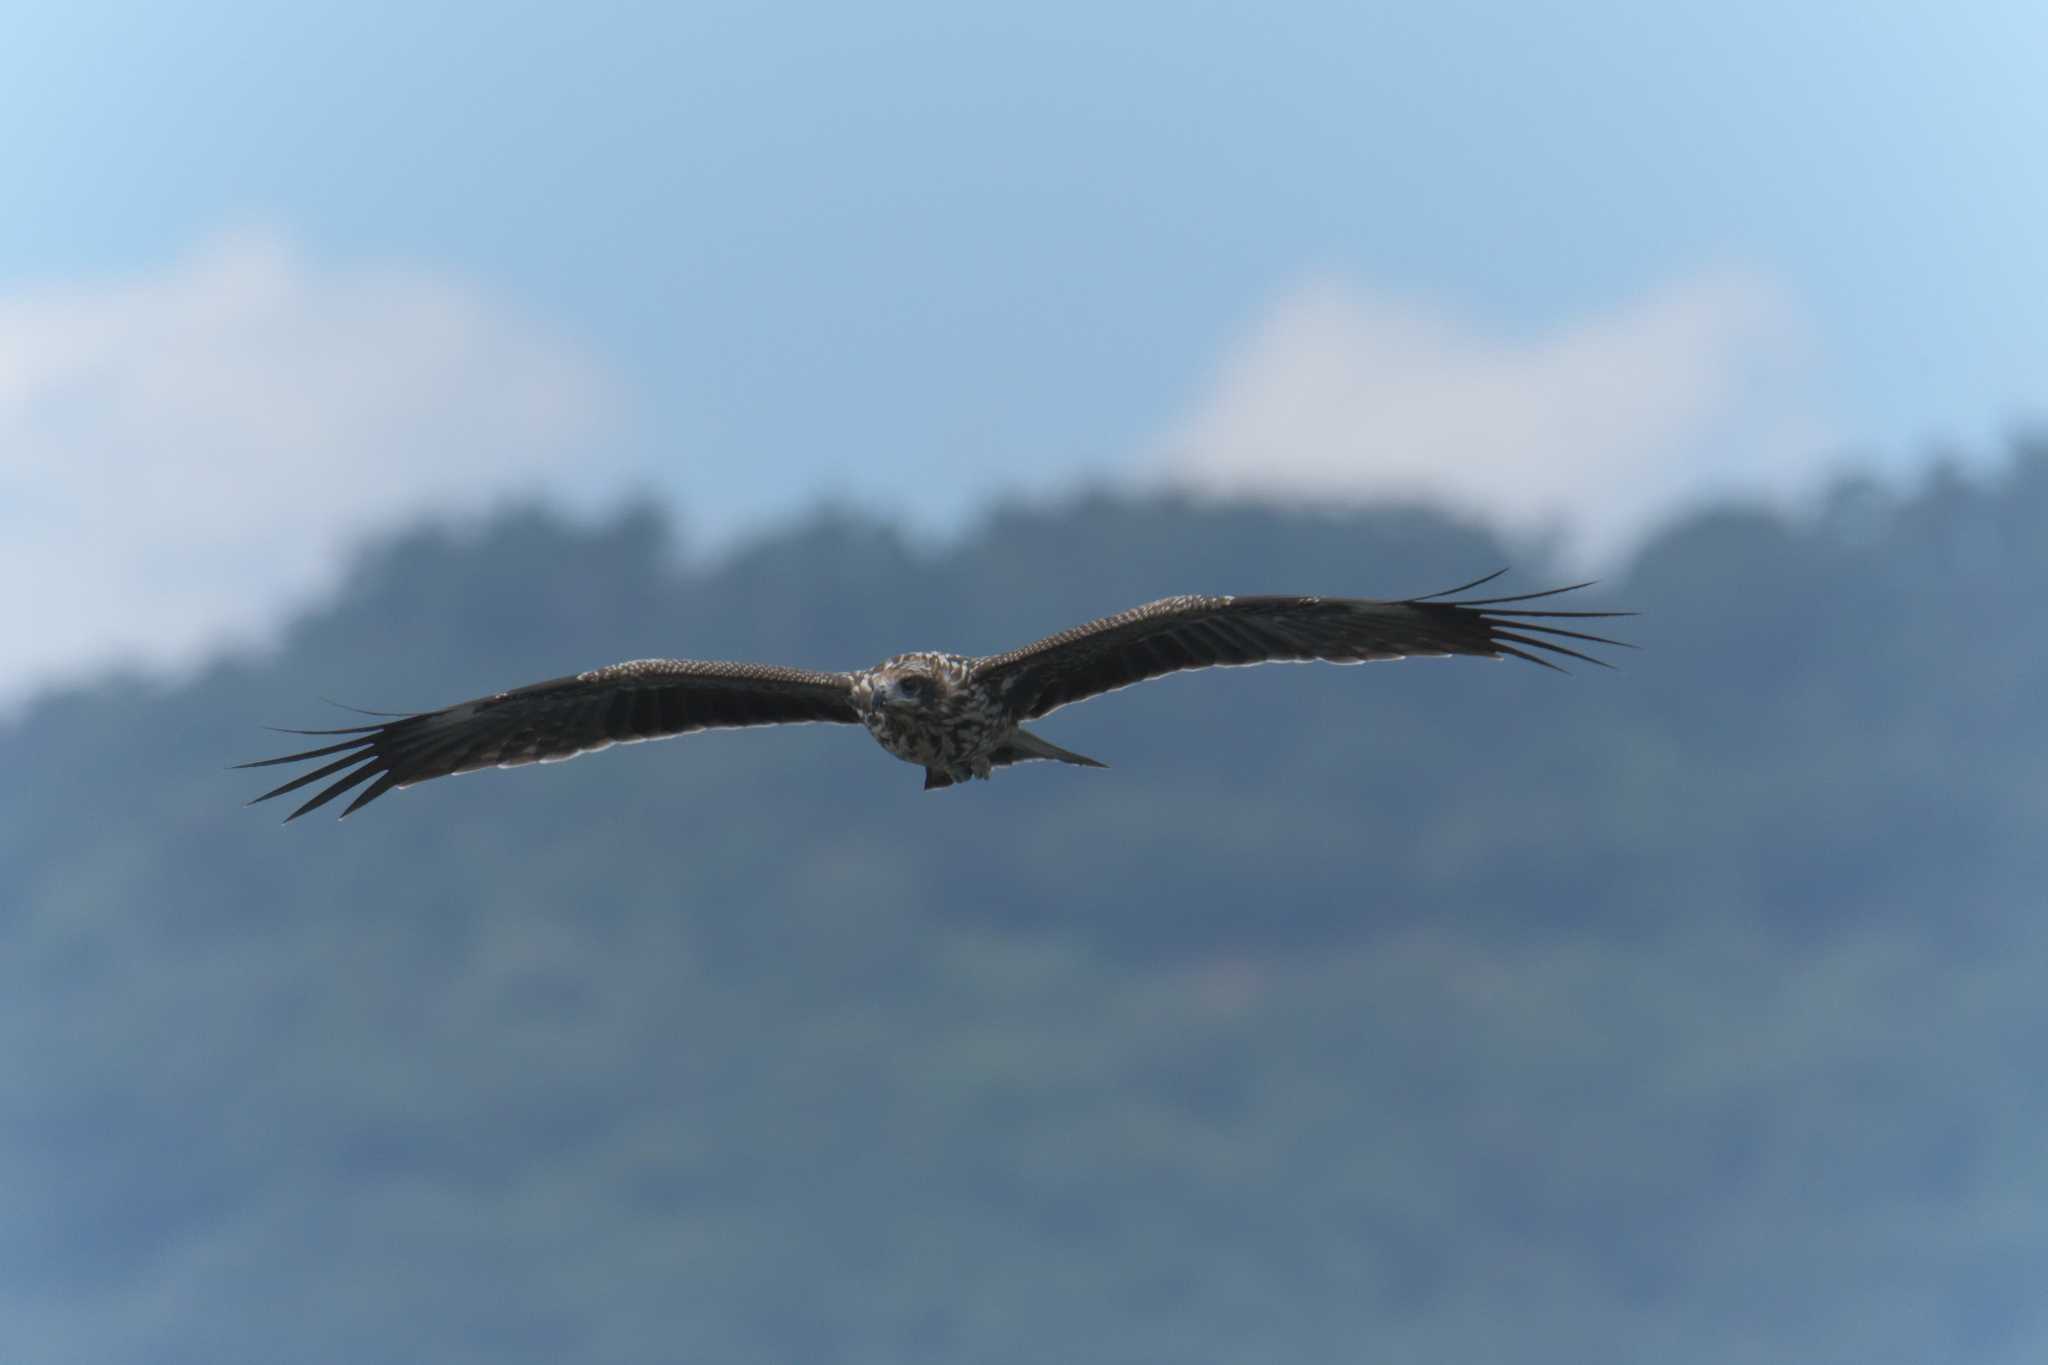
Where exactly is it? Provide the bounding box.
[0,232,628,710]
[1152,271,1831,569]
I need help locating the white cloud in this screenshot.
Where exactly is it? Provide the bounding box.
[1151,270,1832,569]
[0,230,630,710]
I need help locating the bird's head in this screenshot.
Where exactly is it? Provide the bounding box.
[867,655,951,712]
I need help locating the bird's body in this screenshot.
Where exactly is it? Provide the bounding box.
[852,651,1109,787]
[241,572,1629,819]
[854,652,1006,783]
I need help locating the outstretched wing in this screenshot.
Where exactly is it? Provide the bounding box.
[240,659,860,821]
[971,571,1630,722]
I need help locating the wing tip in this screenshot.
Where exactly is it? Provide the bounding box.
[1414,571,1634,670]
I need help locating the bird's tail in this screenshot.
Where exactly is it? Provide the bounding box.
[923,729,1109,790]
[1004,727,1108,769]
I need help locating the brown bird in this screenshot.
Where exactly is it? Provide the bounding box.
[240,570,1627,819]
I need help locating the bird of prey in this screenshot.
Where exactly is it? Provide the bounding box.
[240,571,1627,820]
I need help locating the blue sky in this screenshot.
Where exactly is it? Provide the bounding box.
[2,0,2043,702]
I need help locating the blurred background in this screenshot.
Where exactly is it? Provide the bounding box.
[4,2,2046,1361]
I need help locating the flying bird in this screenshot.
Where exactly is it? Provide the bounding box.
[240,570,1627,820]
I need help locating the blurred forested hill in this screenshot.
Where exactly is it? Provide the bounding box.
[6,448,2048,1363]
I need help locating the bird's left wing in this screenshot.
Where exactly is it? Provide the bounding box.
[970,572,1629,721]
[239,659,859,821]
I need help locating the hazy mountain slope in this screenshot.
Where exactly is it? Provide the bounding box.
[3,454,2045,1364]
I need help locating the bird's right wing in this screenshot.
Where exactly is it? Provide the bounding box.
[239,659,860,821]
[970,572,1629,721]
